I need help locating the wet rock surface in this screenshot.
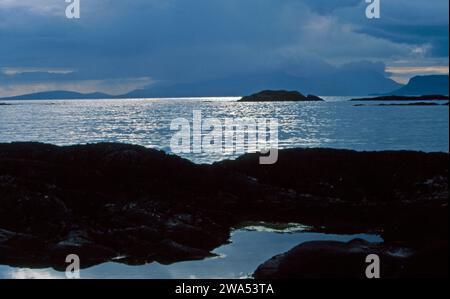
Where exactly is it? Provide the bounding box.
[217,148,449,279]
[216,148,448,240]
[0,142,296,269]
[0,143,448,277]
[253,239,449,279]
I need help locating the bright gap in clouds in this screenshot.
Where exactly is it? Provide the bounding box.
[1,67,75,76]
[387,66,449,84]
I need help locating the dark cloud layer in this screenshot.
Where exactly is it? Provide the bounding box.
[0,0,448,96]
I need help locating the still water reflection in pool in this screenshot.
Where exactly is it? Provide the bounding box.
[0,224,382,279]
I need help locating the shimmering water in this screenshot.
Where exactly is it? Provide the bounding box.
[0,97,448,164]
[0,224,382,279]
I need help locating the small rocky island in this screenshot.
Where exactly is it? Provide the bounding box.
[0,143,448,277]
[239,90,324,102]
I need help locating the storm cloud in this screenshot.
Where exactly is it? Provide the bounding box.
[0,0,448,96]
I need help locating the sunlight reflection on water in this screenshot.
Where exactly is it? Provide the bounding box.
[0,226,383,279]
[0,97,448,164]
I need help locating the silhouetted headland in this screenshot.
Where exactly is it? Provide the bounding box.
[354,102,449,107]
[350,95,449,102]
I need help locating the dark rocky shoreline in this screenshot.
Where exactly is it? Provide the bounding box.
[254,238,449,279]
[354,102,449,107]
[0,142,448,277]
[350,95,449,102]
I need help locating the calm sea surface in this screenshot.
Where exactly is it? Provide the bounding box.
[0,97,448,164]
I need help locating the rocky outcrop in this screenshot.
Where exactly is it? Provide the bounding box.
[254,239,449,279]
[224,149,449,279]
[0,142,304,269]
[350,95,449,102]
[0,143,448,274]
[215,148,449,242]
[239,90,324,102]
[354,102,447,107]
[306,94,324,101]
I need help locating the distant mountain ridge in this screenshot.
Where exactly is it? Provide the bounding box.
[387,75,449,96]
[1,70,405,100]
[4,74,448,101]
[122,70,402,98]
[1,90,112,100]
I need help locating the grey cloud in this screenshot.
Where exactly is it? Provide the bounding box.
[0,0,448,96]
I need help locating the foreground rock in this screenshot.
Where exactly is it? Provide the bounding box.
[216,148,449,241]
[239,90,324,102]
[0,143,448,275]
[350,95,449,102]
[0,142,307,269]
[254,239,449,279]
[227,149,449,279]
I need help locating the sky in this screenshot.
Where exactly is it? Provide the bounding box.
[0,0,448,97]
